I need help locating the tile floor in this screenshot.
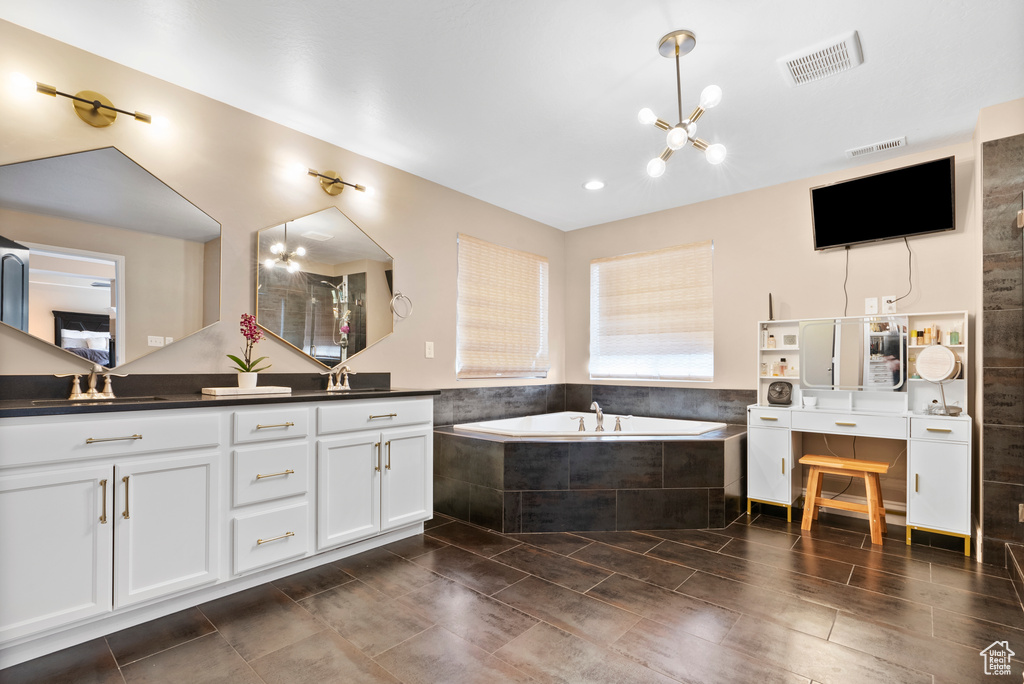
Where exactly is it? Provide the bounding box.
[3,511,1023,683]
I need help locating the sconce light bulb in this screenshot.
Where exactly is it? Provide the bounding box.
[699,85,723,109]
[270,243,283,255]
[705,143,727,165]
[295,246,306,257]
[9,72,35,97]
[150,116,170,130]
[646,157,666,178]
[637,108,658,126]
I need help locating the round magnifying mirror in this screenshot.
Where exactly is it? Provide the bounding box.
[916,345,960,382]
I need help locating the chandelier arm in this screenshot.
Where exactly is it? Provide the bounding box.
[674,46,683,125]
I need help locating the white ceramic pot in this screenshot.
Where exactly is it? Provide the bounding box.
[237,372,258,389]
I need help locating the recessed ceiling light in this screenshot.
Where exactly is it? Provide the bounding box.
[583,180,605,190]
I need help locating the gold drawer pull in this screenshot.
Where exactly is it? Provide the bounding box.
[99,479,108,524]
[386,441,392,470]
[122,476,130,519]
[835,421,857,427]
[257,531,295,545]
[375,442,381,472]
[369,413,398,420]
[86,434,142,444]
[781,458,785,475]
[256,421,295,430]
[759,416,779,421]
[926,427,952,433]
[915,473,919,493]
[256,469,295,480]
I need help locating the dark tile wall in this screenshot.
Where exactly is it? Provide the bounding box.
[980,133,1024,564]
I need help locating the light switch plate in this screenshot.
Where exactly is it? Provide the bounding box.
[881,296,897,313]
[864,297,878,314]
[424,341,434,359]
[147,335,164,347]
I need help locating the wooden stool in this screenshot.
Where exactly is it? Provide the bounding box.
[799,455,889,545]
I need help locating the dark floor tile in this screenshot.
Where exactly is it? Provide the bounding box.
[0,638,122,684]
[106,607,216,666]
[612,617,809,684]
[120,633,262,684]
[375,625,534,684]
[396,577,537,653]
[929,562,1021,602]
[829,611,1022,681]
[334,546,441,597]
[869,534,1004,575]
[423,514,453,531]
[424,520,522,557]
[569,541,694,590]
[748,513,868,549]
[718,537,855,583]
[271,561,354,601]
[792,536,931,581]
[571,531,663,554]
[412,544,528,595]
[298,579,433,657]
[677,571,837,639]
[725,614,931,684]
[714,519,801,550]
[493,544,612,592]
[495,621,677,684]
[198,584,325,661]
[639,528,732,552]
[494,576,641,645]
[932,607,1024,652]
[379,534,450,560]
[849,566,1024,629]
[505,532,593,556]
[586,573,739,644]
[249,630,400,684]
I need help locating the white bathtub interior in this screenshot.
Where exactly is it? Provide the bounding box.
[453,411,726,437]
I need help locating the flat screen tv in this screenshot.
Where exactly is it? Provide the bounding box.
[810,156,955,250]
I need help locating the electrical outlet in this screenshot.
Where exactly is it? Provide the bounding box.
[424,341,434,359]
[864,297,878,314]
[147,335,164,347]
[881,295,897,313]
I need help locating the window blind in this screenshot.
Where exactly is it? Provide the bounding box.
[456,233,550,379]
[589,240,713,381]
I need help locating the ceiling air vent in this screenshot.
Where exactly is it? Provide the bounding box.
[778,31,863,86]
[300,231,334,241]
[845,136,907,159]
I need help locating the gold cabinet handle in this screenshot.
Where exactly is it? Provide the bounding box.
[256,421,295,430]
[122,475,130,519]
[926,427,952,433]
[369,413,397,420]
[759,416,779,421]
[835,421,857,427]
[86,434,142,444]
[375,442,381,472]
[99,479,108,524]
[257,531,295,545]
[386,441,392,470]
[915,473,919,493]
[781,458,785,475]
[256,469,295,480]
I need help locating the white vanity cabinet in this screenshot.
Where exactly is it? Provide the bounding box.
[316,398,433,550]
[746,407,801,521]
[906,415,972,553]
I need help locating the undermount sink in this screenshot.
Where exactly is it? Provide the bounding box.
[31,396,169,406]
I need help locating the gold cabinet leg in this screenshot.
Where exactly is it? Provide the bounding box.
[747,499,751,516]
[906,527,912,545]
[964,537,970,557]
[786,505,792,523]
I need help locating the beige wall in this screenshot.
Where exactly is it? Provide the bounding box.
[565,142,979,391]
[0,20,565,388]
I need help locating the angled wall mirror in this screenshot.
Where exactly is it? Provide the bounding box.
[256,207,393,367]
[0,147,221,368]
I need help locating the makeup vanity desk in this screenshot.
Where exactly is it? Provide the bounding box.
[747,311,972,555]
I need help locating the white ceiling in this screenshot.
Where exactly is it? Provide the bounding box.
[3,1,1023,231]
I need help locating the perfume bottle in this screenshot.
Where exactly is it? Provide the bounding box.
[766,335,776,349]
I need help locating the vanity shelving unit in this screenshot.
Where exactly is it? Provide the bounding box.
[748,311,972,554]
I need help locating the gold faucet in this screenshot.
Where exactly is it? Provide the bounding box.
[54,365,127,400]
[321,364,357,392]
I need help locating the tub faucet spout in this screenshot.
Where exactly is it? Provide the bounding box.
[590,402,604,432]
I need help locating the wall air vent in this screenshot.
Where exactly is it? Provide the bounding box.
[778,31,863,86]
[845,136,907,159]
[300,231,334,241]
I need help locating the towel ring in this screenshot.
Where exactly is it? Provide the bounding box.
[390,291,413,319]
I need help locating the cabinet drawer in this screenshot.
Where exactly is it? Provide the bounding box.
[791,411,907,439]
[910,417,970,443]
[748,407,790,428]
[233,443,309,507]
[233,502,309,574]
[233,408,309,444]
[318,398,432,435]
[0,412,221,468]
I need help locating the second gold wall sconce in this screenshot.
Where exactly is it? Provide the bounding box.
[307,168,366,196]
[34,80,152,127]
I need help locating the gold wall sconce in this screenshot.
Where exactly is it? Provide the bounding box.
[307,168,366,196]
[31,79,152,127]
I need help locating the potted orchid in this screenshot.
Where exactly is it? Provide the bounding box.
[228,313,271,388]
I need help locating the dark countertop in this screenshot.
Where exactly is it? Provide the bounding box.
[0,387,439,419]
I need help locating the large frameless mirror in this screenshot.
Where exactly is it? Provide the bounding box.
[256,207,393,367]
[0,147,221,368]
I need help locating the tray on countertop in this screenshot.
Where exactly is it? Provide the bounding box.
[201,386,292,396]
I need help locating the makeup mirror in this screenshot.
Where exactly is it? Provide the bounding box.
[800,316,908,391]
[256,207,393,367]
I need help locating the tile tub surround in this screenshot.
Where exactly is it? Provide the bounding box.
[4,510,1021,684]
[434,426,747,533]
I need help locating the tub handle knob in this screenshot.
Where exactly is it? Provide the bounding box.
[571,416,586,431]
[614,417,622,432]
